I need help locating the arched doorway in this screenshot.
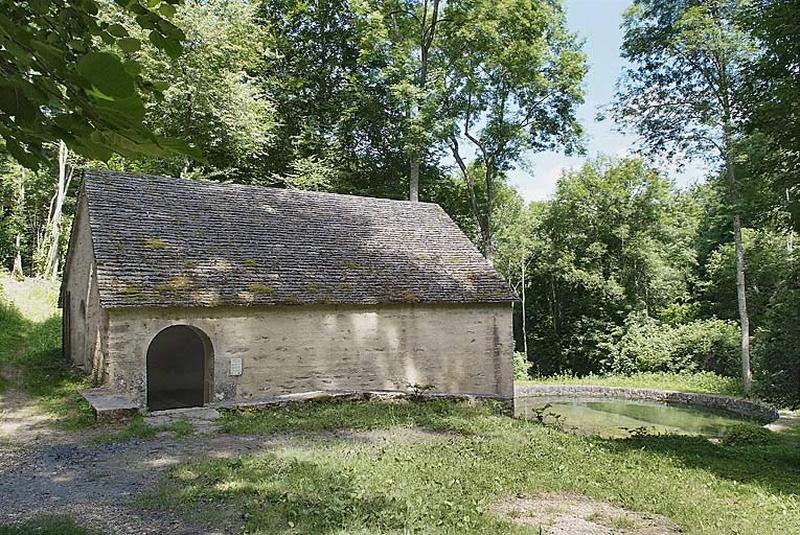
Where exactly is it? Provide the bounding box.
[146,325,213,411]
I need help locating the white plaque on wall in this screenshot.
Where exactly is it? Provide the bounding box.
[229,357,243,376]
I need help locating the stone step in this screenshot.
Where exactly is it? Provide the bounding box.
[79,388,139,423]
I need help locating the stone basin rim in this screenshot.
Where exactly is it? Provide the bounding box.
[514,384,780,423]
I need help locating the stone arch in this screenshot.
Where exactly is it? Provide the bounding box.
[146,325,214,411]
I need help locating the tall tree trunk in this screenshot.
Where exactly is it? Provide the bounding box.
[409,158,419,202]
[732,210,752,393]
[521,258,528,357]
[718,53,752,394]
[449,135,492,259]
[11,171,25,279]
[482,164,496,262]
[43,141,70,280]
[787,189,794,253]
[408,0,440,202]
[12,234,23,279]
[726,148,752,394]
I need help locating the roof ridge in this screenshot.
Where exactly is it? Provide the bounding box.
[81,169,442,208]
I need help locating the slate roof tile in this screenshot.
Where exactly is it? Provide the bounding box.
[79,170,514,308]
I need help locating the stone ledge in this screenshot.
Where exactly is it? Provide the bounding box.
[79,388,140,423]
[213,389,513,413]
[82,388,513,423]
[514,384,780,423]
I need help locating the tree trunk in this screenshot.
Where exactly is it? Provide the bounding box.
[43,141,70,280]
[482,165,495,262]
[11,172,25,279]
[521,259,528,357]
[448,135,493,260]
[726,150,752,393]
[408,0,439,202]
[718,53,752,394]
[787,190,794,253]
[12,234,23,279]
[732,210,752,393]
[409,157,419,202]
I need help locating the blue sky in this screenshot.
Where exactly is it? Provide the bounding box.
[509,0,709,202]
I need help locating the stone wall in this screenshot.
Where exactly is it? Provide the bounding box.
[63,194,108,379]
[106,302,514,408]
[514,384,780,423]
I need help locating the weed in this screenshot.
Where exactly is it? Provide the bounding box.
[247,283,274,295]
[143,238,167,249]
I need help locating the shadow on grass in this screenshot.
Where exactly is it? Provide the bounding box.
[604,426,800,497]
[0,514,95,535]
[144,453,407,534]
[0,293,94,430]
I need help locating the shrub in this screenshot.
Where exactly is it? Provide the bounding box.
[612,315,740,376]
[721,423,774,446]
[753,259,800,408]
[513,351,531,380]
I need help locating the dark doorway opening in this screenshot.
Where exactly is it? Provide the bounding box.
[146,325,212,411]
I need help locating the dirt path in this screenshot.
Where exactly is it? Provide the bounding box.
[0,359,238,533]
[0,407,288,534]
[0,368,65,447]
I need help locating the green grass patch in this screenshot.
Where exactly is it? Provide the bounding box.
[520,371,745,398]
[94,415,195,443]
[146,400,800,535]
[0,514,96,535]
[0,277,94,430]
[218,398,504,435]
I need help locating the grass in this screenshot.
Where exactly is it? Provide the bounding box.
[218,397,505,435]
[0,276,94,430]
[94,415,195,443]
[520,371,746,398]
[143,398,800,535]
[0,515,97,535]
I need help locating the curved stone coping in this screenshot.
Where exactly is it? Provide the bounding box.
[514,384,780,423]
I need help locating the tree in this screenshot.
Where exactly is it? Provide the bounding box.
[127,0,277,180]
[0,151,74,276]
[257,0,413,198]
[613,0,757,392]
[41,142,73,279]
[494,195,542,357]
[439,0,585,261]
[372,0,445,202]
[742,0,800,230]
[1,0,194,168]
[522,158,698,375]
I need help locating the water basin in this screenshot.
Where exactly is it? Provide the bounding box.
[516,396,756,438]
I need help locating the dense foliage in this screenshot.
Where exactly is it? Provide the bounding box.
[499,157,799,406]
[0,0,797,405]
[1,0,193,166]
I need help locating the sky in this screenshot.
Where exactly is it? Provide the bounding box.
[509,0,710,202]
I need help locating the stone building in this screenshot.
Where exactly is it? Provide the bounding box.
[61,170,514,411]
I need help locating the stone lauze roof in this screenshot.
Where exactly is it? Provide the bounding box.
[81,171,513,308]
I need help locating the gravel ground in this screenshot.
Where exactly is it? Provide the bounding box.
[0,385,273,534]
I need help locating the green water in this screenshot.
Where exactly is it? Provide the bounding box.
[517,396,754,438]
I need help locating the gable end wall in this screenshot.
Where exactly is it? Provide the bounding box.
[63,193,108,379]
